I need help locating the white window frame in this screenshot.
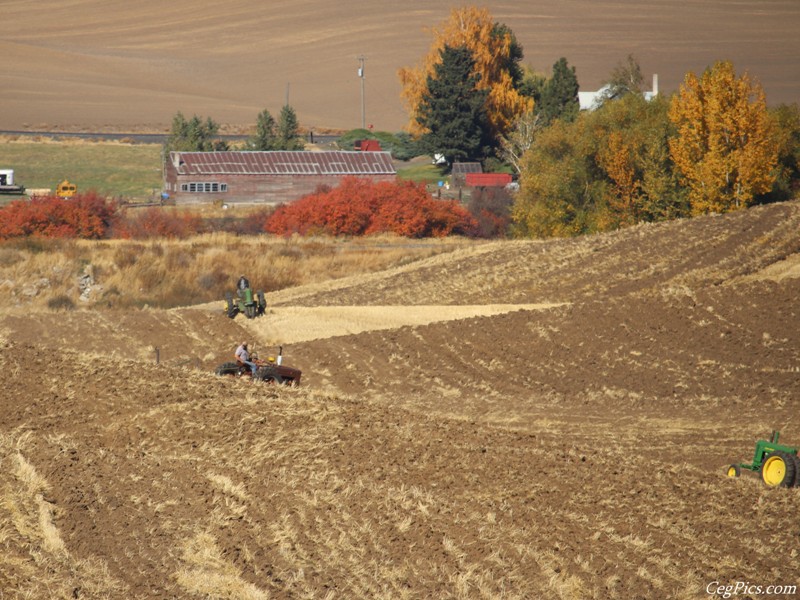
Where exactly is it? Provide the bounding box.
[181,182,228,193]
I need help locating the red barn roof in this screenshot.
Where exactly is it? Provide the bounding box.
[465,172,512,187]
[170,151,396,176]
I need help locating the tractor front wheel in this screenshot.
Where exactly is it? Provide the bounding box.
[225,293,238,319]
[726,464,741,478]
[215,362,242,377]
[255,367,284,384]
[760,451,797,488]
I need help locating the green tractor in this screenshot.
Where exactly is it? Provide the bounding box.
[727,431,800,488]
[225,287,266,319]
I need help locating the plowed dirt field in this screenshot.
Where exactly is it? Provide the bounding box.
[2,201,799,599]
[2,0,800,131]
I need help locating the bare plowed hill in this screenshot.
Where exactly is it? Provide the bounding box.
[2,0,799,132]
[2,201,800,598]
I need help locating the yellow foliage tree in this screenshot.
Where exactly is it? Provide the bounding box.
[668,61,778,214]
[398,6,533,140]
[597,130,641,227]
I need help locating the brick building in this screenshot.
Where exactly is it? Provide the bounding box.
[163,150,396,204]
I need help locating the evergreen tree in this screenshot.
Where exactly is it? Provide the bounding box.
[249,109,278,150]
[417,44,490,166]
[166,112,228,153]
[538,58,580,126]
[277,105,303,150]
[492,23,525,90]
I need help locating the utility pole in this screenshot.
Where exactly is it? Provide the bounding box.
[357,55,366,129]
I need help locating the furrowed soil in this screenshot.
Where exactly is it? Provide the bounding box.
[2,0,800,132]
[2,201,800,599]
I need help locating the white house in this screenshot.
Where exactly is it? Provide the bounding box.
[579,74,659,111]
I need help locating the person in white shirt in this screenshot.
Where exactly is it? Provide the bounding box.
[235,342,257,377]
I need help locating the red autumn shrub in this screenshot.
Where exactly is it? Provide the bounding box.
[264,177,477,237]
[0,192,118,239]
[114,207,205,239]
[467,186,513,238]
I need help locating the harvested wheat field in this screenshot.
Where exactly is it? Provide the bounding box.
[2,0,800,132]
[2,201,800,599]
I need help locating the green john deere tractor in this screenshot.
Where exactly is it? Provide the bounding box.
[727,431,800,488]
[225,287,266,319]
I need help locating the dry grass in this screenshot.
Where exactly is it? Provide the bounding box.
[0,234,468,312]
[176,532,270,600]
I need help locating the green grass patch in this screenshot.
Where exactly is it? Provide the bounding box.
[0,140,162,201]
[396,162,445,185]
[0,138,448,202]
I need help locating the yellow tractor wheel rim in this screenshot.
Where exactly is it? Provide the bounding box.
[727,466,738,478]
[762,456,786,486]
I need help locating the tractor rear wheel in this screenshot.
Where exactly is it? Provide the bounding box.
[726,464,741,478]
[791,454,800,488]
[257,291,266,316]
[760,451,797,487]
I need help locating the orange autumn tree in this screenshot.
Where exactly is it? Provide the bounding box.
[398,6,532,141]
[668,61,778,214]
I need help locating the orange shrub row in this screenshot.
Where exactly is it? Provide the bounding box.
[0,193,117,239]
[264,177,478,237]
[0,194,208,240]
[1,182,481,241]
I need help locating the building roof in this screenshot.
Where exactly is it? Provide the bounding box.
[170,151,396,176]
[578,85,614,111]
[451,162,483,175]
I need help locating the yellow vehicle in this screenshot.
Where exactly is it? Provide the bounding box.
[56,179,77,198]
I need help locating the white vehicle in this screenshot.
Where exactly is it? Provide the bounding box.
[0,169,25,195]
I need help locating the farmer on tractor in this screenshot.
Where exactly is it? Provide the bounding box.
[237,274,250,297]
[234,341,258,377]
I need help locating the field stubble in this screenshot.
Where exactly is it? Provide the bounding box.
[1,201,800,598]
[0,233,469,313]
